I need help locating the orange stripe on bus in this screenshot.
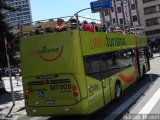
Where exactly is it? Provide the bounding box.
[118,66,136,83]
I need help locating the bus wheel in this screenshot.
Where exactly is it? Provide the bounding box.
[115,81,122,99]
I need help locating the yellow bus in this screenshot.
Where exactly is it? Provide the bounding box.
[20,30,150,116]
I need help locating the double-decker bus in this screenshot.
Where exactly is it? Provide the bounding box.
[20,28,150,116]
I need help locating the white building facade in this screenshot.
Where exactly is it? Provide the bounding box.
[102,0,160,43]
[104,0,139,27]
[138,0,160,42]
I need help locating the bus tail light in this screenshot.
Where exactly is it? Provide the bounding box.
[73,92,78,97]
[25,88,32,94]
[44,80,49,85]
[71,85,76,91]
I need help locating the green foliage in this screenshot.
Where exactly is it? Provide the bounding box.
[0,0,20,67]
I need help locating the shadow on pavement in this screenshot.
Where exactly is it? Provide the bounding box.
[0,90,24,106]
[6,104,15,116]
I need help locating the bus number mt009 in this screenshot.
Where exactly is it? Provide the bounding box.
[50,83,71,90]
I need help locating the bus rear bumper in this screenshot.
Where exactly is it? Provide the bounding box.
[26,98,88,116]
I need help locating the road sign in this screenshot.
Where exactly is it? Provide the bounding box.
[90,0,112,13]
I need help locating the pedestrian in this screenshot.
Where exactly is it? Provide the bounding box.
[101,24,107,32]
[54,18,67,32]
[158,44,160,56]
[90,22,98,32]
[68,18,77,30]
[80,20,95,32]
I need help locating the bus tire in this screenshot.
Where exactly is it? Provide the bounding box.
[115,81,122,100]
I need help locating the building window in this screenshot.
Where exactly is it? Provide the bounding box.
[111,7,114,12]
[146,17,159,26]
[132,15,138,22]
[117,7,122,13]
[23,8,29,11]
[23,4,29,7]
[23,11,30,15]
[105,10,109,15]
[143,0,156,3]
[146,29,160,36]
[131,4,136,10]
[144,6,157,15]
[8,0,14,2]
[112,18,115,23]
[83,49,135,80]
[119,18,123,24]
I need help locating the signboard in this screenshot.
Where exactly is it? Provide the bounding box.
[123,0,130,23]
[90,0,112,13]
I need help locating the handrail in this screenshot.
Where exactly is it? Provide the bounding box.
[66,8,91,24]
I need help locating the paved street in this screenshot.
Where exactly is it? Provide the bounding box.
[0,54,160,120]
[0,76,25,120]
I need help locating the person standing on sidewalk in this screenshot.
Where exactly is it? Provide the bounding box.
[158,44,160,56]
[0,72,6,93]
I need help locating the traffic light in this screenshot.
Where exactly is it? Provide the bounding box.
[6,42,13,54]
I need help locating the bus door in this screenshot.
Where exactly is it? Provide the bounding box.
[134,48,141,78]
[102,78,112,105]
[100,55,112,105]
[103,52,122,102]
[84,54,111,111]
[145,47,150,71]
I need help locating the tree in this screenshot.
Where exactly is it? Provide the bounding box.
[0,0,16,34]
[0,0,17,67]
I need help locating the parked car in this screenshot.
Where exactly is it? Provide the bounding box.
[18,68,22,76]
[0,75,6,93]
[148,47,153,58]
[5,67,19,77]
[0,68,5,77]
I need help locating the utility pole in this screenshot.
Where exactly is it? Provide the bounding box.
[100,9,105,25]
[99,0,105,25]
[4,38,15,105]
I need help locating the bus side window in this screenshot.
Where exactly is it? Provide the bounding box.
[100,55,108,72]
[144,47,148,59]
[107,52,120,77]
[111,52,117,65]
[84,55,101,76]
[138,48,146,62]
[125,49,134,66]
[84,56,100,74]
[120,49,134,68]
[132,49,135,62]
[84,54,109,80]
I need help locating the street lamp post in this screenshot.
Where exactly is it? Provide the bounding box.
[135,0,141,26]
[98,0,106,25]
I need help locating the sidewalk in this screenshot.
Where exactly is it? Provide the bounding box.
[150,53,160,60]
[0,77,26,119]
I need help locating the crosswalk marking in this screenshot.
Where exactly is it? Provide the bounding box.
[139,88,160,114]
